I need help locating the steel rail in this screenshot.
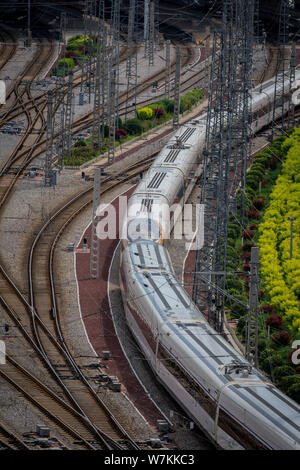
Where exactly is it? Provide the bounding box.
[0,421,30,450]
[0,157,155,451]
[28,157,157,450]
[0,29,17,74]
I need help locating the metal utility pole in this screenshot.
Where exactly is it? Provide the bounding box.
[65,72,74,161]
[45,91,54,187]
[254,0,261,44]
[92,37,102,150]
[165,39,171,98]
[246,247,260,367]
[58,12,68,80]
[112,0,121,123]
[125,0,138,120]
[27,0,32,47]
[148,0,155,66]
[101,28,108,138]
[205,36,210,92]
[90,168,101,279]
[92,2,103,150]
[107,64,116,165]
[86,0,95,104]
[144,0,150,58]
[288,42,296,130]
[192,0,255,332]
[288,217,296,259]
[56,88,67,169]
[173,46,181,129]
[80,0,95,101]
[271,0,292,138]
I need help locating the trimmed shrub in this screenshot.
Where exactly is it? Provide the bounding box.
[260,305,276,313]
[240,251,251,261]
[249,224,258,231]
[266,315,283,330]
[65,51,80,60]
[259,348,276,361]
[247,208,261,220]
[153,107,166,119]
[137,107,153,120]
[160,98,174,113]
[252,197,266,210]
[74,140,87,147]
[242,230,254,239]
[115,128,128,140]
[124,119,143,135]
[58,57,75,71]
[273,331,292,346]
[261,354,285,374]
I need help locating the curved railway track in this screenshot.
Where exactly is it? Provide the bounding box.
[0,40,196,449]
[0,156,155,450]
[0,42,130,128]
[0,421,30,450]
[0,40,193,130]
[0,38,55,123]
[0,41,196,214]
[0,42,196,175]
[0,29,17,74]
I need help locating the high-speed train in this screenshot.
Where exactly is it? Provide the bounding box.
[120,71,300,449]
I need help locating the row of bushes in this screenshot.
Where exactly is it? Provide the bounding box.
[136,89,205,121]
[258,128,300,333]
[111,90,205,138]
[224,130,300,403]
[63,89,205,166]
[52,34,97,77]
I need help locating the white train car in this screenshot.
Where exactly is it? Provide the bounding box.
[119,70,300,449]
[120,241,300,450]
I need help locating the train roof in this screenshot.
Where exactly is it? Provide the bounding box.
[153,122,206,170]
[133,166,183,204]
[126,241,300,446]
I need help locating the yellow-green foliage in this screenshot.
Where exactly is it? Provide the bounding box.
[137,107,153,120]
[258,128,300,332]
[68,34,93,47]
